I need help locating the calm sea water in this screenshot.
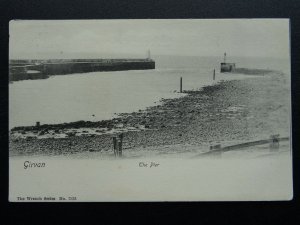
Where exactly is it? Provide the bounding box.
[9,55,290,129]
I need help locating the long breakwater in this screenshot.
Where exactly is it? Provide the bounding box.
[9,58,155,81]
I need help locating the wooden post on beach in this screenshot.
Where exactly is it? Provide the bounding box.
[118,133,123,157]
[180,77,182,93]
[209,144,222,157]
[213,69,216,80]
[36,121,40,127]
[112,134,124,158]
[210,144,221,151]
[113,136,117,157]
[269,134,280,152]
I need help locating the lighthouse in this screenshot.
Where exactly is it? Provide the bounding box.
[147,50,151,60]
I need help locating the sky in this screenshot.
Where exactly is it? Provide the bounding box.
[9,19,290,59]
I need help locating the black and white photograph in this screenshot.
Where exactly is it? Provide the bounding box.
[9,19,292,201]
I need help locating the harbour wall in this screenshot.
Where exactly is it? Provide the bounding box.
[9,59,155,81]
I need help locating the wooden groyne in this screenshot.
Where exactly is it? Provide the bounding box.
[9,58,155,81]
[196,135,290,158]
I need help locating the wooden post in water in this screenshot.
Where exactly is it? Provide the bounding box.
[213,69,216,80]
[180,77,182,93]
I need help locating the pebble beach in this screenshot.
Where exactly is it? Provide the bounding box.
[9,69,291,157]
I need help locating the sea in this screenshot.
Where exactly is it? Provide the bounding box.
[9,55,290,129]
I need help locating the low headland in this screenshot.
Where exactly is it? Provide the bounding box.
[9,68,290,157]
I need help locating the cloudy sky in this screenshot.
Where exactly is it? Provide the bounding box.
[9,19,290,59]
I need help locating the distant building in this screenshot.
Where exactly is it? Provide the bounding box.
[220,62,236,72]
[220,53,236,72]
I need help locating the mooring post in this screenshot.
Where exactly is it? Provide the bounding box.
[180,77,182,93]
[36,121,40,127]
[213,69,216,80]
[269,134,280,152]
[113,136,117,157]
